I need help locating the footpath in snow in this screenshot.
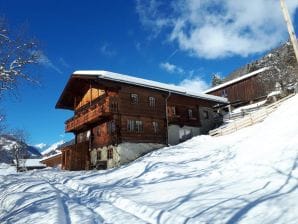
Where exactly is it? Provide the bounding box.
[0,95,298,224]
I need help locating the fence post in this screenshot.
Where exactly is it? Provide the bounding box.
[250,114,253,124]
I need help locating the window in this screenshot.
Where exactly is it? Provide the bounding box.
[77,133,83,143]
[188,109,193,119]
[110,101,118,112]
[107,148,113,159]
[172,106,176,115]
[77,131,88,143]
[203,111,209,119]
[127,120,134,132]
[221,89,227,98]
[149,96,156,107]
[97,150,101,161]
[167,106,176,116]
[152,121,159,134]
[107,120,116,134]
[127,120,143,133]
[96,126,101,136]
[135,120,143,132]
[131,93,139,104]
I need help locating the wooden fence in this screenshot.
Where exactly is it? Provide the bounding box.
[209,94,295,137]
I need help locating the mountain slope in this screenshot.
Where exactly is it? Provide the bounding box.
[0,95,298,223]
[0,135,42,163]
[225,41,298,87]
[40,140,65,156]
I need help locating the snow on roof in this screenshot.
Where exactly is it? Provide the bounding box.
[13,159,46,168]
[40,152,62,162]
[204,67,271,93]
[73,70,228,103]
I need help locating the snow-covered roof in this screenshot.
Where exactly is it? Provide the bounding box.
[73,70,228,103]
[13,159,46,168]
[40,152,62,162]
[204,67,271,93]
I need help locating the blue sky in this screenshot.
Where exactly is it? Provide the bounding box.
[0,0,297,146]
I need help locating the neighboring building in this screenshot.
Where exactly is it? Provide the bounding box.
[205,67,273,107]
[13,159,46,171]
[56,70,228,170]
[40,153,62,168]
[40,140,74,168]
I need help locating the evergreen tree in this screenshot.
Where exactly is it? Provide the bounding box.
[211,73,223,87]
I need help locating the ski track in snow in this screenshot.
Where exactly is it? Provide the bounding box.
[0,95,298,223]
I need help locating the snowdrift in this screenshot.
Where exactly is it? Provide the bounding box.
[0,95,298,223]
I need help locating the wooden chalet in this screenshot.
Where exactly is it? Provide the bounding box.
[205,67,275,107]
[40,153,62,167]
[56,70,228,170]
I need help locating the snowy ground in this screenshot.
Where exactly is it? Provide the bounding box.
[1,95,298,224]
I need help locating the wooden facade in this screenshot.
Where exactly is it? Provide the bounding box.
[207,76,267,105]
[61,142,89,170]
[205,68,277,106]
[56,71,227,170]
[40,153,62,168]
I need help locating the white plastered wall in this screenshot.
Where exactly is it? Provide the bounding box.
[90,143,164,169]
[168,124,201,145]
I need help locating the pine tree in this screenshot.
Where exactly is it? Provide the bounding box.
[211,73,223,87]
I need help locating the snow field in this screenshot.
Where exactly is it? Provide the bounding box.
[0,94,298,223]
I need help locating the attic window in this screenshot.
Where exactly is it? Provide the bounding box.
[131,93,139,104]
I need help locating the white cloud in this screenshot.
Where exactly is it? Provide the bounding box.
[37,51,62,74]
[100,43,117,57]
[58,57,70,68]
[136,0,298,59]
[160,61,184,74]
[135,0,170,36]
[178,76,209,93]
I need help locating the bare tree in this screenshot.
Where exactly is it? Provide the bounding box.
[0,17,41,97]
[11,129,29,172]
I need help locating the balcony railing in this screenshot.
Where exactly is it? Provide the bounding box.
[65,96,118,132]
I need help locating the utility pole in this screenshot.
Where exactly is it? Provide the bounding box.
[280,0,298,64]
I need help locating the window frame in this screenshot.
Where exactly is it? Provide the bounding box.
[152,121,159,134]
[135,120,143,133]
[130,93,139,104]
[107,148,113,159]
[96,126,101,136]
[203,110,209,120]
[221,89,228,98]
[127,120,143,133]
[97,150,101,161]
[107,120,116,134]
[148,96,156,107]
[188,109,193,119]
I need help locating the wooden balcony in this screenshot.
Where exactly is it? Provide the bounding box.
[168,115,199,126]
[65,97,117,132]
